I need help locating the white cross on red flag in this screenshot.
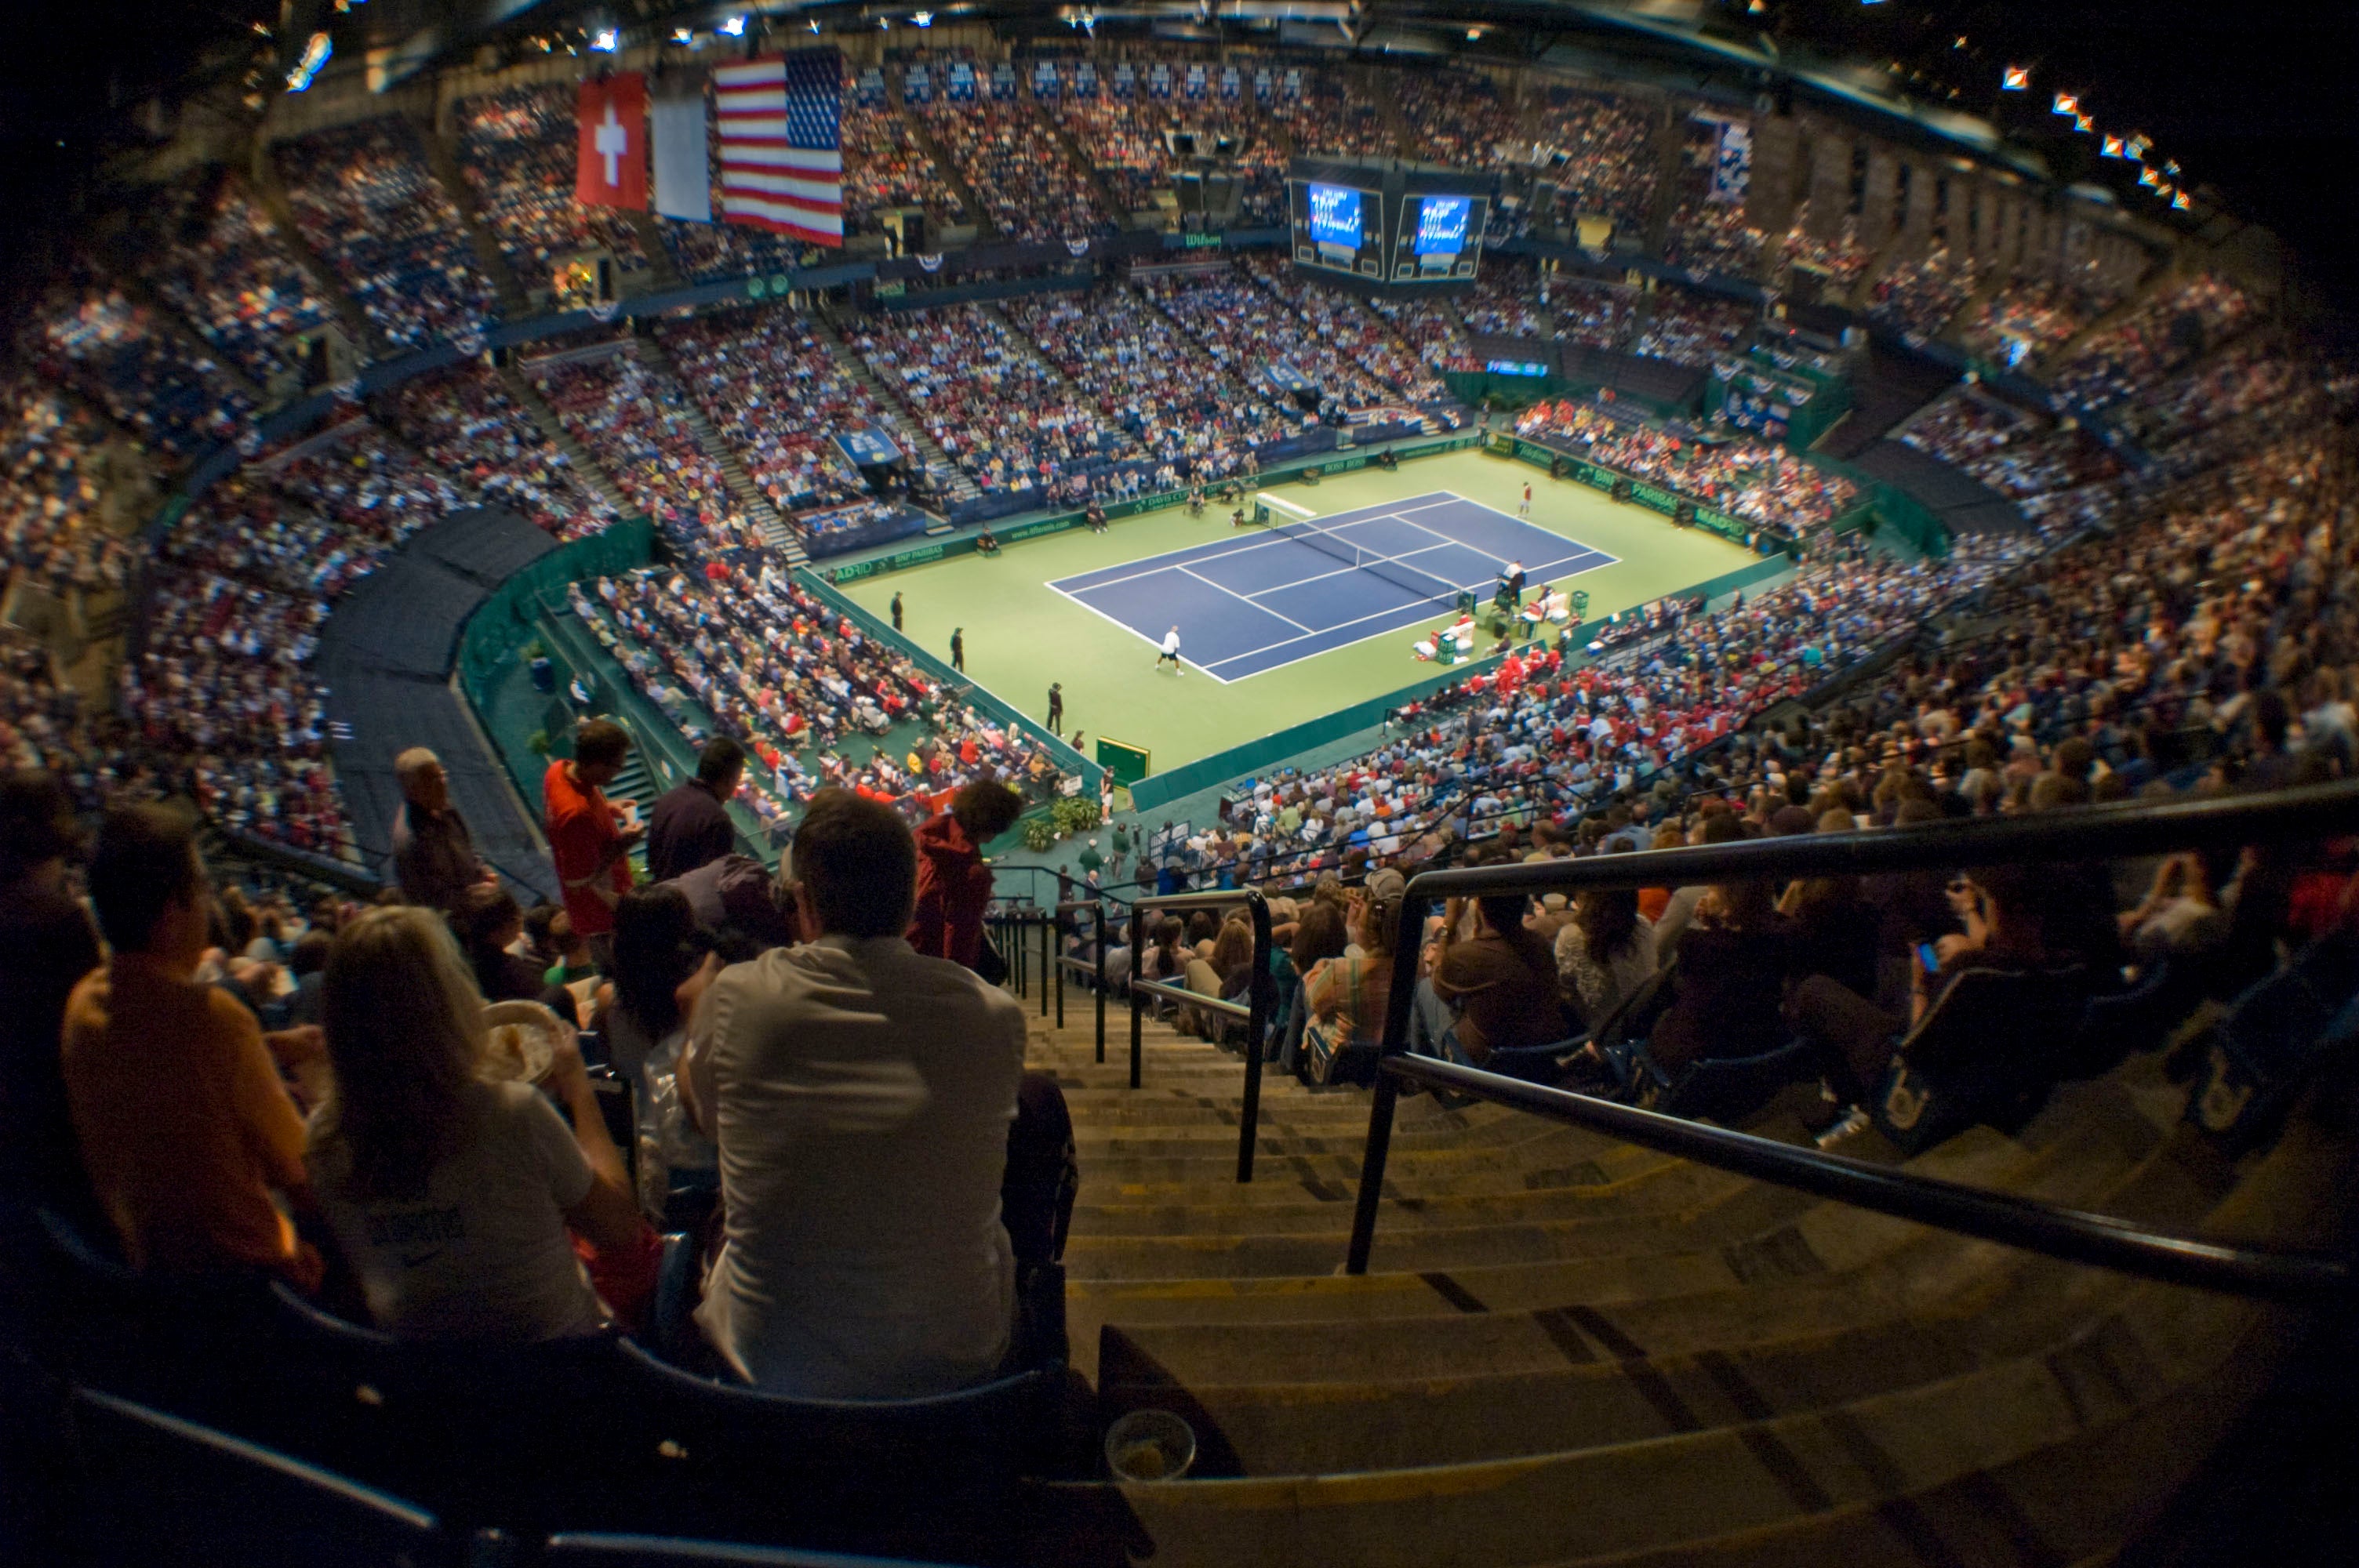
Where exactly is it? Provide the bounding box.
[576,74,649,211]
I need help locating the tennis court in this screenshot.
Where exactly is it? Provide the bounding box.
[1047,490,1616,681]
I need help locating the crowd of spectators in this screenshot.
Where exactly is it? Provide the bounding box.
[1393,70,1518,169]
[378,363,615,539]
[145,178,338,388]
[920,101,1114,243]
[277,118,501,350]
[1145,267,1390,416]
[568,561,1058,826]
[28,281,256,463]
[526,348,747,548]
[1899,389,2125,524]
[1240,254,1450,403]
[1867,247,1979,340]
[1515,398,1859,536]
[1957,275,2124,368]
[2045,271,2255,416]
[1005,286,1293,480]
[1536,88,1659,232]
[846,303,1135,506]
[1048,88,1285,226]
[1630,286,1755,365]
[456,85,652,286]
[841,94,966,239]
[659,307,903,517]
[1267,68,1393,161]
[1666,196,1762,280]
[1776,208,1872,292]
[2,380,136,595]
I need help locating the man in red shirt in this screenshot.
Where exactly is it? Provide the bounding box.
[545,719,643,964]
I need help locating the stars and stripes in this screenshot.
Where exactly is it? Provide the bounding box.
[714,49,843,247]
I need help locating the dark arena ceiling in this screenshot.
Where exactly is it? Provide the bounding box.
[4,0,2357,318]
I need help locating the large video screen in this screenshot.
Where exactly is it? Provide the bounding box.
[1412,194,1474,258]
[1307,183,1362,249]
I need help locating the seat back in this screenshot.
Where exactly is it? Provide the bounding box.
[1659,1039,1813,1123]
[1898,962,2091,1077]
[603,1337,1053,1532]
[67,1385,447,1568]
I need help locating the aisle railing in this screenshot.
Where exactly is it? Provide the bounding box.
[1126,888,1274,1182]
[1343,779,2359,1297]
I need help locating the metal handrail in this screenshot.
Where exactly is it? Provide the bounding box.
[1350,1055,2351,1301]
[1129,887,1274,1181]
[1052,899,1108,1056]
[1345,779,2359,1294]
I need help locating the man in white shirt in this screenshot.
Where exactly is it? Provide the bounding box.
[683,789,1030,1398]
[1155,626,1184,675]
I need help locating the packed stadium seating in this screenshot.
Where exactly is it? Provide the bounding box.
[275,118,502,350]
[11,38,2359,1568]
[143,176,339,388]
[456,84,655,284]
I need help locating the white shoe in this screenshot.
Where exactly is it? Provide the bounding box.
[1814,1107,1870,1149]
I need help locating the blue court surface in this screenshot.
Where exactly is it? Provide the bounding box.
[1048,491,1617,681]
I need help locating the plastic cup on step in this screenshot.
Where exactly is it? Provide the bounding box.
[1103,1408,1197,1483]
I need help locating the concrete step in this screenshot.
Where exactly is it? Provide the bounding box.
[417,115,528,320]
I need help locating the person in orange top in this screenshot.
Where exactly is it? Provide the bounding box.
[545,719,643,957]
[60,804,324,1290]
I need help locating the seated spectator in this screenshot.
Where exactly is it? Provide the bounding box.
[60,805,323,1288]
[1552,884,1660,1034]
[1303,868,1406,1054]
[1,771,103,1225]
[682,789,1033,1397]
[1432,893,1572,1061]
[647,737,746,886]
[455,883,563,1009]
[1647,837,1797,1076]
[304,906,649,1340]
[909,779,1027,972]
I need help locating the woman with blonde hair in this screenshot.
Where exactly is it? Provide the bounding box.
[304,906,648,1341]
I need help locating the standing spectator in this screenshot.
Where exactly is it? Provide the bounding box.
[682,789,1032,1397]
[909,779,1027,971]
[0,772,102,1225]
[891,592,904,632]
[304,906,649,1340]
[951,626,965,673]
[647,737,744,885]
[391,747,486,916]
[60,806,322,1289]
[1046,682,1064,735]
[545,720,642,964]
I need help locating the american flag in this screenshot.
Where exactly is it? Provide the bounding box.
[714,49,843,246]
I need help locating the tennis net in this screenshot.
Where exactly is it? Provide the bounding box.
[1253,500,1462,607]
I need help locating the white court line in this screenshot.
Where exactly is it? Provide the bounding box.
[1054,528,1309,595]
[1042,578,1237,685]
[1240,540,1465,601]
[1178,564,1314,633]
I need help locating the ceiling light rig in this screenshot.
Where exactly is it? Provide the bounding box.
[2001,64,2028,91]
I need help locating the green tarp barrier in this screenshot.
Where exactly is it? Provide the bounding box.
[457,517,656,711]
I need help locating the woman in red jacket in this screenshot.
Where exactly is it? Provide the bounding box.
[907,780,1027,971]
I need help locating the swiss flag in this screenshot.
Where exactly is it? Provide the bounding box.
[576,74,649,211]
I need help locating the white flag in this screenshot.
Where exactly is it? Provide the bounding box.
[651,71,711,223]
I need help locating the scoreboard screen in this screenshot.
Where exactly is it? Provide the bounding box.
[1307,183,1362,249]
[1289,161,1488,287]
[1411,194,1474,259]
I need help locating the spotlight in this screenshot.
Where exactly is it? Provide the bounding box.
[2102,136,2125,158]
[672,27,692,42]
[2172,191,2190,211]
[592,27,618,51]
[2138,167,2160,188]
[2001,65,2028,90]
[2073,113,2093,133]
[720,14,744,34]
[2051,92,2077,116]
[285,31,331,91]
[914,10,934,24]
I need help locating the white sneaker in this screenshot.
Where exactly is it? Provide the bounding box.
[1814,1107,1870,1149]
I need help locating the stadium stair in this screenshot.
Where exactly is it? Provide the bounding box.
[808,309,981,506]
[1040,119,1132,232]
[238,158,384,361]
[1811,343,1960,463]
[1009,979,2352,1567]
[420,118,530,321]
[905,117,998,242]
[635,332,800,551]
[98,262,268,411]
[495,362,634,522]
[2039,264,2177,375]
